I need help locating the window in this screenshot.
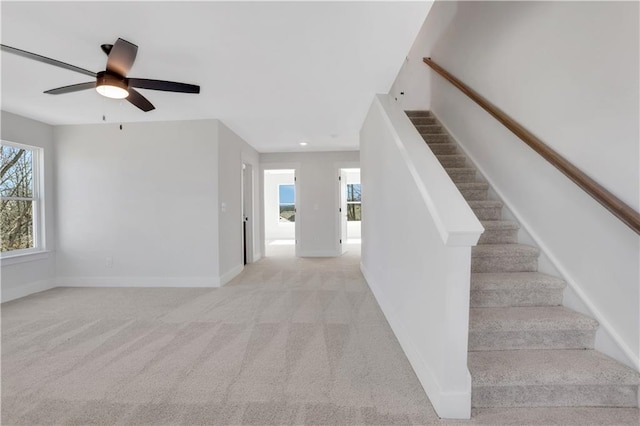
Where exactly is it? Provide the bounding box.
[1,141,43,255]
[347,183,361,221]
[278,184,295,223]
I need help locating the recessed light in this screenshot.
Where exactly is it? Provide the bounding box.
[299,141,308,146]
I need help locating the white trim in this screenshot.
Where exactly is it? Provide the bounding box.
[434,111,640,371]
[253,251,263,262]
[373,95,483,247]
[219,264,244,286]
[0,249,50,265]
[1,140,45,254]
[1,279,55,303]
[56,276,222,288]
[360,262,471,419]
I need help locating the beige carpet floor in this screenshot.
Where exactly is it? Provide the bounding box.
[2,245,638,425]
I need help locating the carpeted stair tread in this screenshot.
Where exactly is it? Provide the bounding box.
[456,181,489,200]
[445,167,477,183]
[436,154,467,168]
[478,220,520,244]
[469,306,598,351]
[409,117,437,125]
[472,244,539,258]
[422,133,451,144]
[469,349,640,387]
[471,407,640,425]
[405,110,431,118]
[429,143,458,154]
[470,272,565,307]
[470,306,598,333]
[472,244,539,273]
[415,124,443,134]
[456,181,489,190]
[471,272,566,291]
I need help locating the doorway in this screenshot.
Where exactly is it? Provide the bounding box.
[339,168,361,254]
[242,163,254,265]
[264,169,296,257]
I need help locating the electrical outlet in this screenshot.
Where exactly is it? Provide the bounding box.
[105,257,113,268]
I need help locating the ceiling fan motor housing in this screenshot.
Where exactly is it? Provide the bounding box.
[96,70,129,99]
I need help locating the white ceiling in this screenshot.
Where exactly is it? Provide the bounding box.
[1,1,430,152]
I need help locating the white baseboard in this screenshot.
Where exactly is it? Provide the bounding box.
[360,262,471,419]
[1,279,56,303]
[252,251,263,262]
[219,264,244,286]
[55,276,221,288]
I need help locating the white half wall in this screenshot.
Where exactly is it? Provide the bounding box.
[1,111,57,302]
[360,95,482,419]
[260,151,359,257]
[423,1,639,368]
[54,120,222,287]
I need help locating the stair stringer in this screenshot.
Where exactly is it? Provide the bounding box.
[431,111,640,373]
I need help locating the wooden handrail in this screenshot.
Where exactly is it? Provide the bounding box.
[423,57,640,234]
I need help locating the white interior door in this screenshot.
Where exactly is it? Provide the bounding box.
[339,169,348,254]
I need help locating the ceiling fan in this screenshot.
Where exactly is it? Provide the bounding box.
[0,38,200,112]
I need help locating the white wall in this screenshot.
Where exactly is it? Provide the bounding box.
[1,111,57,302]
[261,151,359,257]
[360,95,483,419]
[389,1,438,111]
[54,119,222,287]
[264,170,296,241]
[218,122,260,282]
[419,1,639,368]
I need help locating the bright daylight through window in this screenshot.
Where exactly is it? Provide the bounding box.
[279,184,295,223]
[1,141,43,255]
[347,183,361,221]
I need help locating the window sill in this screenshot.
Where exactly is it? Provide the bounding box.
[0,250,51,266]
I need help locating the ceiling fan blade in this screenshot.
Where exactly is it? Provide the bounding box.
[129,78,200,94]
[127,88,155,112]
[106,38,138,76]
[1,44,96,77]
[44,81,96,95]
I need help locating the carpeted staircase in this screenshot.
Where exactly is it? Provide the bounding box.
[407,110,640,410]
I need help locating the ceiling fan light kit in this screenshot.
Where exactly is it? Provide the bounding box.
[0,38,200,112]
[95,72,129,99]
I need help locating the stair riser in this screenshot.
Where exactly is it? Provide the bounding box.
[469,330,596,351]
[416,125,442,134]
[478,229,518,244]
[429,144,458,155]
[472,256,538,273]
[472,385,639,408]
[406,111,431,118]
[437,156,467,168]
[460,188,488,200]
[422,134,450,143]
[470,289,563,308]
[447,170,477,183]
[471,207,502,220]
[410,117,437,125]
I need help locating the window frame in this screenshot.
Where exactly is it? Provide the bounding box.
[278,183,296,223]
[0,140,45,259]
[346,183,361,222]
